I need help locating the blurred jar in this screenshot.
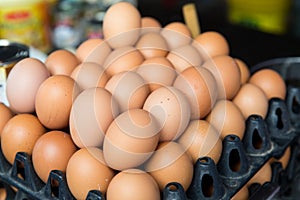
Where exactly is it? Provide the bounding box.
[0,0,54,53]
[227,0,292,35]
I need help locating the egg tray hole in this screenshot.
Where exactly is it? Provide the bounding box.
[0,58,300,200]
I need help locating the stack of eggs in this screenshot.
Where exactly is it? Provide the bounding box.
[0,2,289,200]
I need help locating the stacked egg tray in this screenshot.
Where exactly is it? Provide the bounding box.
[0,58,300,200]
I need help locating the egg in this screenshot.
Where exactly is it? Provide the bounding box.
[143,86,191,141]
[247,162,272,187]
[202,55,241,100]
[193,31,229,60]
[135,32,168,59]
[1,114,46,164]
[45,49,80,76]
[75,38,111,66]
[102,2,141,49]
[269,146,291,169]
[106,169,160,200]
[178,120,222,164]
[141,16,162,34]
[160,22,192,49]
[105,71,150,113]
[103,46,144,77]
[235,58,250,84]
[136,57,176,92]
[249,68,286,100]
[233,83,269,119]
[206,100,245,140]
[103,109,160,170]
[0,103,14,135]
[69,87,119,148]
[167,44,203,72]
[6,57,50,113]
[70,62,109,92]
[35,75,80,129]
[32,130,77,183]
[144,141,194,191]
[66,147,115,199]
[173,66,218,119]
[231,185,249,200]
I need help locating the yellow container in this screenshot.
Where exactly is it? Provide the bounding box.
[0,0,54,52]
[227,0,292,34]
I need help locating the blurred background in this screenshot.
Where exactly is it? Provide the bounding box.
[1,0,300,67]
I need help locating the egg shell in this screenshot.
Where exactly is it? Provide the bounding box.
[136,57,176,92]
[0,103,14,135]
[160,22,192,49]
[71,62,109,92]
[235,58,250,84]
[1,114,46,164]
[143,86,191,141]
[173,66,218,119]
[249,68,286,100]
[247,162,272,187]
[206,100,245,140]
[193,31,230,59]
[141,16,162,34]
[35,75,80,129]
[233,83,269,119]
[103,2,141,49]
[145,141,194,191]
[202,55,241,100]
[76,38,111,66]
[106,169,160,200]
[135,32,169,59]
[269,146,291,169]
[6,57,50,113]
[231,185,249,200]
[45,49,80,76]
[105,71,150,113]
[69,87,119,148]
[32,130,77,183]
[178,120,222,164]
[103,46,144,77]
[66,147,115,199]
[167,44,203,72]
[103,109,160,170]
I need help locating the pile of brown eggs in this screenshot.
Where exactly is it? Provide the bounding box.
[0,2,291,200]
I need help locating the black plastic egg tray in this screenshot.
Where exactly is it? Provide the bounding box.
[1,57,300,200]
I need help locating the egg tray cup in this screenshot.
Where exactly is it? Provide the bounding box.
[0,58,300,200]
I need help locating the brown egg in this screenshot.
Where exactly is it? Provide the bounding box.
[269,146,291,169]
[0,187,6,200]
[66,147,115,199]
[136,57,176,92]
[103,109,160,170]
[70,62,109,92]
[75,38,111,66]
[249,69,286,100]
[235,58,250,84]
[103,2,141,48]
[231,185,249,200]
[136,32,168,59]
[45,49,80,76]
[6,58,50,113]
[141,16,162,34]
[167,44,203,72]
[143,86,191,141]
[173,66,218,119]
[105,71,150,113]
[178,120,222,164]
[1,114,46,164]
[247,162,272,187]
[35,75,80,129]
[103,46,144,77]
[233,83,269,119]
[206,100,245,140]
[32,130,77,183]
[202,55,241,100]
[0,103,14,135]
[69,87,119,148]
[193,31,229,60]
[160,22,192,49]
[106,169,160,200]
[145,141,194,191]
